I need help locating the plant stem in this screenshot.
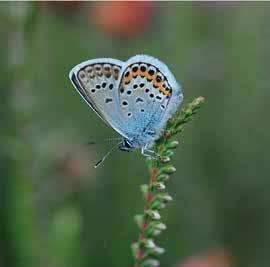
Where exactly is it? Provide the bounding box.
[132,97,205,267]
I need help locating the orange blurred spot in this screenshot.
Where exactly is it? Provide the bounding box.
[90,2,156,37]
[176,249,233,267]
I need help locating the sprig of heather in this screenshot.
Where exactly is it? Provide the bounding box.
[132,97,205,267]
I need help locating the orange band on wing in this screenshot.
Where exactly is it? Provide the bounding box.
[124,72,132,84]
[145,72,155,81]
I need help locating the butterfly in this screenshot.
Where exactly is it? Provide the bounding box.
[69,55,183,167]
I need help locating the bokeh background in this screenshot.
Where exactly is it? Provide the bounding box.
[0,2,269,267]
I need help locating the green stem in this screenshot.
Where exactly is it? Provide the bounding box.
[132,97,205,267]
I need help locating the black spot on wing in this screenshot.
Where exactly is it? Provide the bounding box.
[136,97,144,103]
[105,98,113,103]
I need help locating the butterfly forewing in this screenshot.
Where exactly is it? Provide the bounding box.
[69,58,129,137]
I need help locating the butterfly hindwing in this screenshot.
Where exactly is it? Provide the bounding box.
[115,55,183,146]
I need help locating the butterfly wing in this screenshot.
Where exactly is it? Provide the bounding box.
[69,58,129,137]
[116,55,183,147]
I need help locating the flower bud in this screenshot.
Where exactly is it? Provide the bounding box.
[163,195,173,203]
[167,140,179,149]
[160,165,176,174]
[146,210,161,220]
[154,182,165,190]
[155,223,166,230]
[161,156,170,163]
[145,239,155,249]
[156,174,169,182]
[152,246,165,255]
[163,149,174,157]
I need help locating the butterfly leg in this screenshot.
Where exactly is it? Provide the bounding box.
[141,145,160,160]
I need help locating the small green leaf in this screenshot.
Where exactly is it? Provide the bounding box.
[163,149,174,157]
[156,174,169,182]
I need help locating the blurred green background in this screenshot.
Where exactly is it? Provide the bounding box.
[0,2,269,267]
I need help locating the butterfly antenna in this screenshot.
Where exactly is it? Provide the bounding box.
[94,141,122,168]
[85,137,122,147]
[85,140,96,146]
[104,137,122,142]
